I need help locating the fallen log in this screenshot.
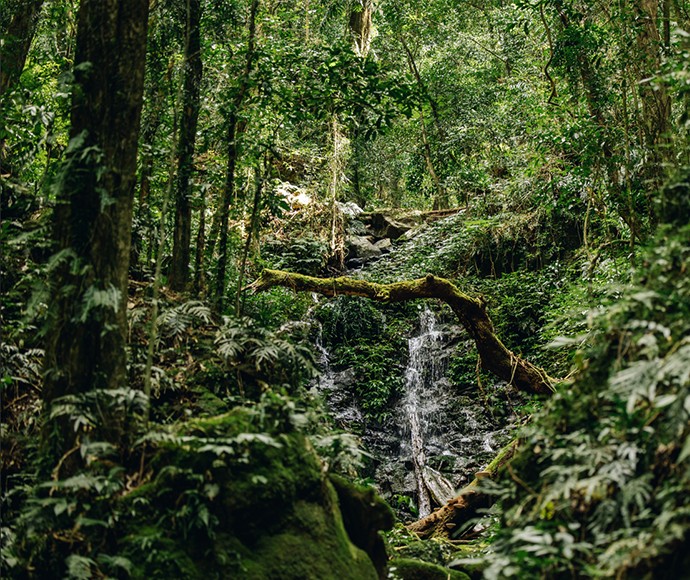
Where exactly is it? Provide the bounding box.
[407,439,518,539]
[245,269,555,396]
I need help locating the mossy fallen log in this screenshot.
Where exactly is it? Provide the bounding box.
[246,269,555,396]
[407,439,518,540]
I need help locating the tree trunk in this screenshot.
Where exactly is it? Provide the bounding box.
[169,0,203,292]
[349,1,373,57]
[215,0,259,309]
[194,192,206,294]
[407,439,518,539]
[137,8,167,270]
[246,269,556,396]
[42,0,149,451]
[0,0,45,96]
[235,165,264,316]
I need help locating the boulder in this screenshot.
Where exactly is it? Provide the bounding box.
[369,211,423,239]
[20,407,386,580]
[347,236,381,259]
[388,559,471,580]
[374,238,392,252]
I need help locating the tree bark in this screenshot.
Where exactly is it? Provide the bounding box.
[0,0,45,96]
[349,0,373,58]
[194,190,206,294]
[169,0,203,292]
[246,269,556,396]
[43,0,149,449]
[215,0,259,309]
[407,439,518,539]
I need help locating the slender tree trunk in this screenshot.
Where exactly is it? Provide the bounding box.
[215,0,259,309]
[170,0,203,292]
[235,165,264,316]
[43,0,149,453]
[400,35,449,210]
[194,193,206,295]
[0,0,45,96]
[216,114,240,304]
[137,13,166,270]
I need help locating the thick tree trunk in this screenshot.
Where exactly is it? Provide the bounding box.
[349,1,373,57]
[170,0,203,292]
[246,269,556,396]
[43,0,149,450]
[0,0,45,96]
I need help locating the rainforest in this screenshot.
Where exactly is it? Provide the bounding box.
[2,0,690,579]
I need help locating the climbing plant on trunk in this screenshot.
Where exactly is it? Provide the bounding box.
[42,0,149,458]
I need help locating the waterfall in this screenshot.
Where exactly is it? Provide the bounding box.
[401,307,453,519]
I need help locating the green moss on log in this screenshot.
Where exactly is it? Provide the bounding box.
[388,558,471,580]
[246,269,555,396]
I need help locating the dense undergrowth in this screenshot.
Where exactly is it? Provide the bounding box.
[2,164,689,579]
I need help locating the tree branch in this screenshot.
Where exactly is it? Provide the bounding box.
[246,269,556,396]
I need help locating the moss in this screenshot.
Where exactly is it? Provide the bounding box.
[113,408,380,580]
[329,474,395,578]
[227,499,378,580]
[388,558,471,580]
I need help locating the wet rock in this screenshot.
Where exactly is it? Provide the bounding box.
[369,211,424,239]
[347,235,381,259]
[333,367,358,387]
[374,238,392,253]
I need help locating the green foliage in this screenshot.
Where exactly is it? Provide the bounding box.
[476,220,690,578]
[263,235,329,276]
[318,295,386,346]
[472,264,568,357]
[338,341,405,423]
[215,316,318,397]
[241,287,314,330]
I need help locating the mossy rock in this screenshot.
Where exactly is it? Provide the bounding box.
[14,404,386,580]
[329,473,395,578]
[388,558,471,580]
[115,407,380,580]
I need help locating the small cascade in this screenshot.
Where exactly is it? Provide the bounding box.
[313,323,334,391]
[312,323,363,425]
[401,307,454,518]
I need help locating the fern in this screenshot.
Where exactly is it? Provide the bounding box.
[214,317,318,395]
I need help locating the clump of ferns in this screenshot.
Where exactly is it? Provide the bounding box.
[214,317,318,397]
[128,299,214,351]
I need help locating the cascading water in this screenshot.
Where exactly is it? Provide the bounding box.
[312,322,363,426]
[401,307,455,518]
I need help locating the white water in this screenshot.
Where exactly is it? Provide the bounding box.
[401,307,451,518]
